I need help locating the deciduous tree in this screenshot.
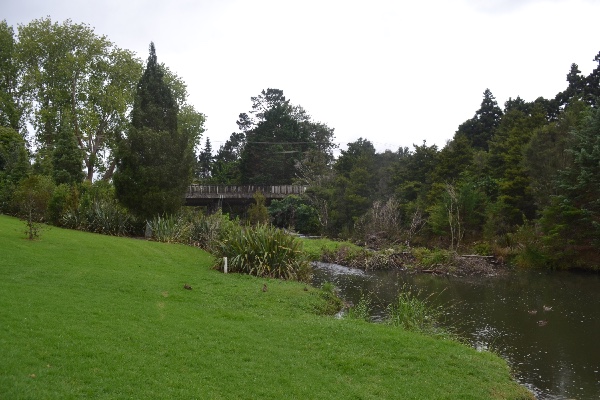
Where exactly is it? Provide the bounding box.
[0,21,22,131]
[17,18,142,181]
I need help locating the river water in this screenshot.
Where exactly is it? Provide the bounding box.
[312,263,600,400]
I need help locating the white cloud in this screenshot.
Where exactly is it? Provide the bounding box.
[3,0,600,153]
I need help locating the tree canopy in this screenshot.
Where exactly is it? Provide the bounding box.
[211,89,336,185]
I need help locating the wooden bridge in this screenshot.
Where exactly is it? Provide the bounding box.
[184,185,307,207]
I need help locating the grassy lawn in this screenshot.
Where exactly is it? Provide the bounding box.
[299,236,361,261]
[0,215,532,399]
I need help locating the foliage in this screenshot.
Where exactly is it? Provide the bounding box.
[522,101,587,209]
[188,209,237,253]
[232,89,336,185]
[147,213,191,243]
[214,224,312,281]
[411,247,453,268]
[392,141,439,209]
[510,222,549,269]
[51,123,85,185]
[210,132,244,184]
[145,208,237,253]
[353,198,402,248]
[346,292,373,322]
[16,17,142,181]
[12,174,55,239]
[76,199,133,236]
[196,137,213,182]
[298,237,361,261]
[0,21,22,131]
[59,181,134,236]
[330,138,378,236]
[539,105,600,268]
[268,195,320,235]
[0,126,29,213]
[456,89,503,151]
[320,245,413,271]
[47,183,77,225]
[386,284,450,337]
[314,281,344,315]
[247,191,270,225]
[427,179,486,250]
[114,43,194,220]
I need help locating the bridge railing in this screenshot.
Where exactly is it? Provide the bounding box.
[186,185,307,199]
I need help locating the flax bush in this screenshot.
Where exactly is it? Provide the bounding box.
[188,209,237,253]
[214,224,312,282]
[59,181,135,236]
[147,213,190,243]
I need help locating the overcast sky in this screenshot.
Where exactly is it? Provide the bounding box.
[4,0,600,154]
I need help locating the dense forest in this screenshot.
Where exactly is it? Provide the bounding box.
[1,18,599,270]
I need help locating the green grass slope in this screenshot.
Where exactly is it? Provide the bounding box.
[0,215,532,399]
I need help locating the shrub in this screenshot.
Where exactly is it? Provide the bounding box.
[12,175,55,239]
[147,213,190,243]
[412,247,452,267]
[188,209,237,253]
[353,198,403,249]
[47,183,79,226]
[247,191,269,225]
[61,182,134,236]
[214,224,312,281]
[268,195,321,235]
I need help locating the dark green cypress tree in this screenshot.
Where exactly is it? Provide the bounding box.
[51,121,85,185]
[541,105,600,267]
[114,42,193,220]
[456,89,503,151]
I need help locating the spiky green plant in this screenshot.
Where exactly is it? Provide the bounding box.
[188,210,237,253]
[215,224,311,281]
[147,213,190,243]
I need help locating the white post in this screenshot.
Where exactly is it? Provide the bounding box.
[223,257,228,274]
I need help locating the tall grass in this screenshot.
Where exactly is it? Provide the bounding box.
[215,224,312,281]
[346,293,373,322]
[386,284,452,338]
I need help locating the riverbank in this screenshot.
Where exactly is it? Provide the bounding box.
[0,215,532,399]
[300,237,507,277]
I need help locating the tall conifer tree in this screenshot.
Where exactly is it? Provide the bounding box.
[114,42,193,219]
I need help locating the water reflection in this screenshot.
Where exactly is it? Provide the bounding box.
[312,263,600,400]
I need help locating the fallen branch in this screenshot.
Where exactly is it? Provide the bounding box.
[459,254,495,259]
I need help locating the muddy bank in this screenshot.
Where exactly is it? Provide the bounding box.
[319,247,507,277]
